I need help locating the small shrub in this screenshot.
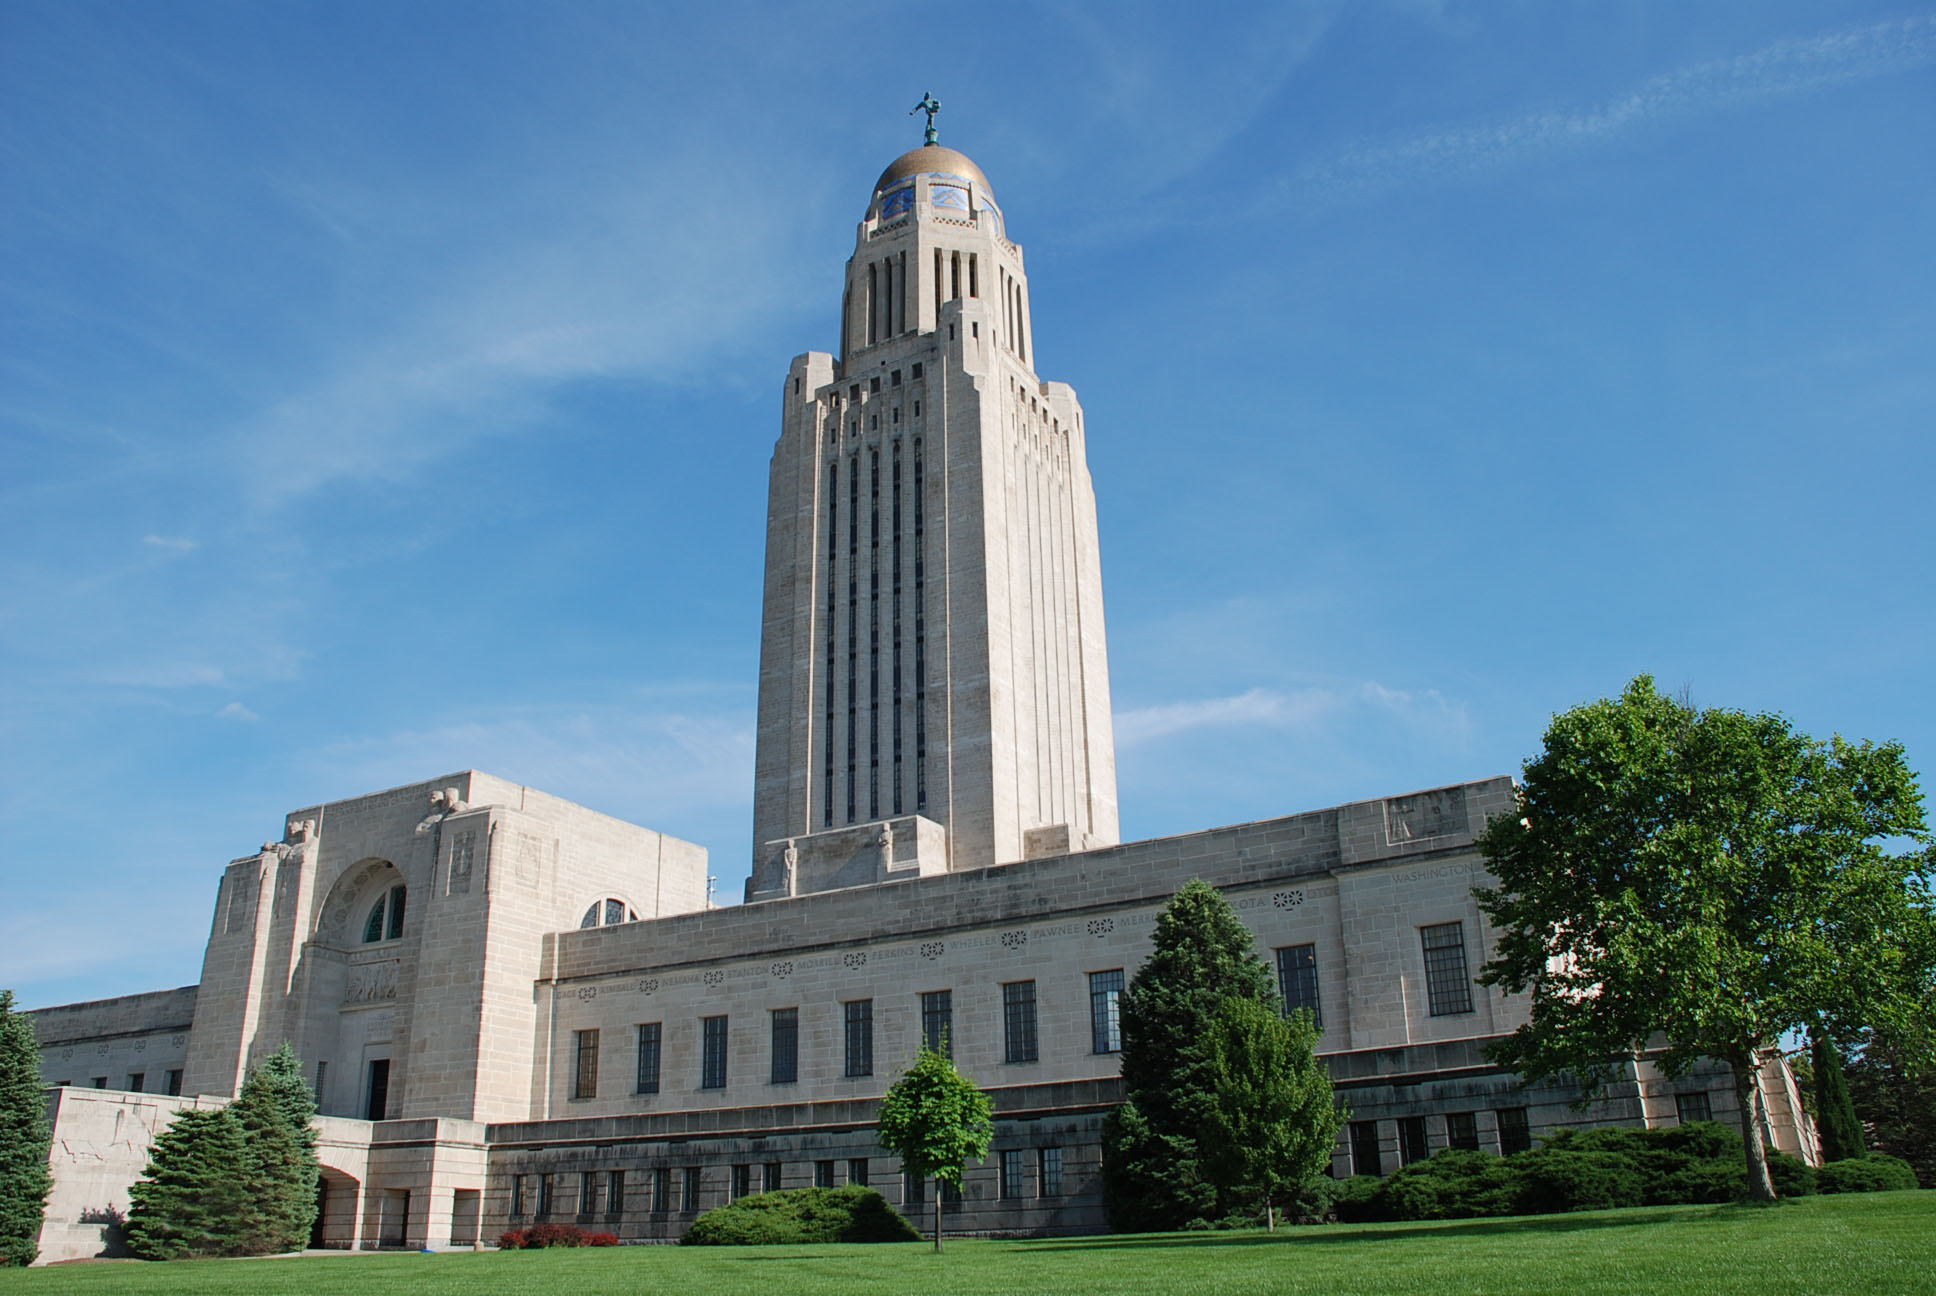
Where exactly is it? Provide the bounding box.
[681,1186,919,1246]
[1330,1175,1385,1223]
[499,1223,593,1249]
[497,1231,523,1250]
[1766,1150,1814,1198]
[1816,1155,1920,1194]
[1510,1148,1644,1214]
[587,1231,619,1246]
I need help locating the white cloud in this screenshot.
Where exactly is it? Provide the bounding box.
[1115,686,1338,747]
[1297,15,1936,199]
[141,534,197,552]
[216,701,259,722]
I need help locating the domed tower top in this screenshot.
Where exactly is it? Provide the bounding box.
[873,145,993,200]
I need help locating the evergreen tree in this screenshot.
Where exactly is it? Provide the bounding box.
[125,1108,253,1260]
[0,990,55,1267]
[876,1041,993,1252]
[1102,879,1275,1232]
[1202,997,1347,1230]
[230,1043,320,1254]
[1810,1031,1866,1163]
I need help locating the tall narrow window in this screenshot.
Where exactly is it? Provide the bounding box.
[763,1163,781,1193]
[921,989,953,1055]
[867,262,878,346]
[848,1158,869,1187]
[365,1058,390,1121]
[573,1028,599,1100]
[731,1164,751,1201]
[701,1016,728,1089]
[770,1007,798,1085]
[897,250,907,334]
[1000,1149,1024,1199]
[913,441,927,811]
[1015,282,1026,362]
[1496,1106,1532,1154]
[1002,981,1038,1064]
[905,1171,924,1205]
[1038,1147,1063,1196]
[824,462,838,827]
[891,441,903,815]
[868,448,881,819]
[1421,922,1474,1016]
[933,248,942,315]
[1089,970,1123,1054]
[1350,1120,1383,1175]
[636,1022,662,1094]
[968,252,978,298]
[1398,1116,1430,1165]
[950,251,960,300]
[847,457,859,823]
[814,1160,834,1189]
[165,1069,182,1096]
[1275,944,1322,1028]
[681,1167,700,1213]
[579,1171,598,1217]
[652,1167,672,1213]
[844,999,874,1077]
[608,1170,625,1214]
[314,1060,327,1106]
[537,1174,554,1217]
[511,1174,526,1217]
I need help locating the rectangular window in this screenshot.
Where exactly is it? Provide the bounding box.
[1446,1112,1479,1152]
[844,999,874,1078]
[921,990,953,1055]
[313,1061,326,1107]
[652,1167,672,1213]
[165,1069,183,1096]
[1350,1120,1383,1176]
[731,1164,751,1201]
[1000,1149,1025,1199]
[911,363,923,380]
[364,1059,389,1121]
[636,1023,662,1094]
[941,1178,960,1204]
[608,1170,625,1214]
[573,1028,599,1100]
[762,1163,781,1193]
[1089,970,1123,1054]
[1399,1116,1430,1166]
[1496,1106,1532,1155]
[905,1171,924,1205]
[580,1171,598,1216]
[537,1173,554,1218]
[848,1158,869,1187]
[701,1016,728,1089]
[814,1159,835,1189]
[92,1076,107,1089]
[1421,922,1475,1016]
[1003,981,1038,1063]
[681,1167,700,1213]
[1038,1147,1063,1197]
[1676,1091,1712,1125]
[511,1174,526,1217]
[127,1073,144,1093]
[771,1008,799,1084]
[1275,944,1322,1029]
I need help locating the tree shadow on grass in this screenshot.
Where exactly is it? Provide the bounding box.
[1023,1206,1735,1253]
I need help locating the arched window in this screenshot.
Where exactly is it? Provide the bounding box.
[580,898,639,929]
[362,884,407,944]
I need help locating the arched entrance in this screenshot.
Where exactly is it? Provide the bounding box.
[311,1168,362,1249]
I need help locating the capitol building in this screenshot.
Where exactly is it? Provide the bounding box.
[26,130,1815,1261]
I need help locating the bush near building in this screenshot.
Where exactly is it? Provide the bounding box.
[680,1186,921,1245]
[498,1223,618,1247]
[1327,1122,1897,1223]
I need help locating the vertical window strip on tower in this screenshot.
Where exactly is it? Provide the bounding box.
[867,263,878,346]
[869,449,880,819]
[824,462,838,827]
[913,440,927,811]
[892,442,904,814]
[847,457,859,823]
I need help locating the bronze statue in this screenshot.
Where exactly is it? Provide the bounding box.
[910,92,941,146]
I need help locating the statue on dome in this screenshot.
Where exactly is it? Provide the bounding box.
[910,92,941,146]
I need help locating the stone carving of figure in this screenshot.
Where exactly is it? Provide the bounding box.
[781,841,798,893]
[877,822,894,860]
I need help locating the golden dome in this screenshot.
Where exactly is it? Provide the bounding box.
[873,145,993,198]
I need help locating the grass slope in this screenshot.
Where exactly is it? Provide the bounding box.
[3,1193,1928,1295]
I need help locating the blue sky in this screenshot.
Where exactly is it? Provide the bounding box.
[4,2,1932,1010]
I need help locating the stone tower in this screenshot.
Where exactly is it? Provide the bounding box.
[748,138,1119,899]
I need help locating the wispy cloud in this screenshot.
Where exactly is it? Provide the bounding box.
[1115,686,1337,747]
[1296,16,1936,200]
[142,534,197,552]
[216,700,258,722]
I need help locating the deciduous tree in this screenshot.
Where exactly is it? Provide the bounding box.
[1202,996,1346,1230]
[0,991,54,1267]
[875,1042,992,1251]
[1476,676,1934,1202]
[1101,879,1276,1231]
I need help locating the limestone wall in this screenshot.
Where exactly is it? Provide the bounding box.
[36,1086,227,1264]
[29,986,197,1094]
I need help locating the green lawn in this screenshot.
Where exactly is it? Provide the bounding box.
[7,1193,1931,1295]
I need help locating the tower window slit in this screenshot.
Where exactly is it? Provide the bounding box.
[1017,282,1027,362]
[869,448,880,820]
[969,253,978,298]
[892,442,904,816]
[950,251,960,300]
[847,458,859,824]
[824,463,838,827]
[933,249,942,316]
[898,250,907,335]
[868,263,878,347]
[913,441,927,811]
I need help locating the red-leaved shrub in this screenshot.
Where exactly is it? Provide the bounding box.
[498,1223,594,1249]
[588,1232,619,1246]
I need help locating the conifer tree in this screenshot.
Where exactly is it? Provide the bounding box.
[0,990,55,1267]
[231,1043,320,1253]
[1101,879,1275,1231]
[1811,1031,1866,1163]
[125,1108,253,1260]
